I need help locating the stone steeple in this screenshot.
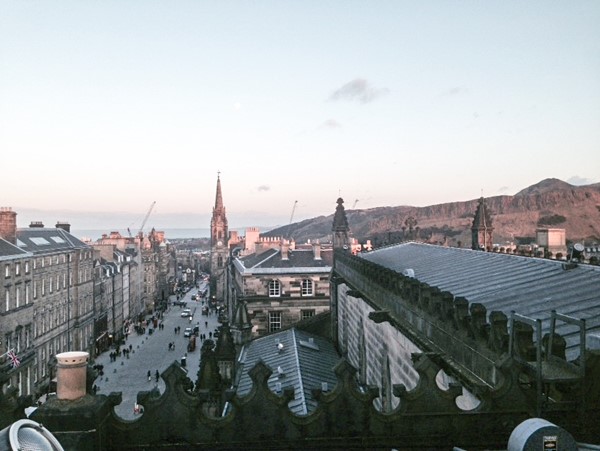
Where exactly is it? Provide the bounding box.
[231,301,253,346]
[471,197,494,251]
[332,197,350,251]
[210,173,229,301]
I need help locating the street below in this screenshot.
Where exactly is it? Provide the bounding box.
[91,281,220,420]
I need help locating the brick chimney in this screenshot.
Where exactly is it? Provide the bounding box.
[29,221,44,228]
[281,242,289,260]
[0,207,17,244]
[313,242,321,260]
[56,351,89,400]
[56,221,71,233]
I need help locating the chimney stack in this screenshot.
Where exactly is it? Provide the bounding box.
[313,242,321,260]
[56,351,89,400]
[0,207,17,244]
[55,222,71,233]
[281,242,289,260]
[29,221,44,228]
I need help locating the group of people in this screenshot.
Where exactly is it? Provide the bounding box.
[147,369,160,383]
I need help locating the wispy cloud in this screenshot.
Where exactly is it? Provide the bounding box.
[257,185,270,192]
[329,78,389,104]
[440,86,468,97]
[567,176,595,186]
[319,119,342,129]
[498,186,510,193]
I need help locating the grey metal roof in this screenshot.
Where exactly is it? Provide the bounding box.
[360,242,600,359]
[16,227,90,253]
[236,328,340,415]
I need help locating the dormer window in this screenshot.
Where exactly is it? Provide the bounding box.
[268,280,281,297]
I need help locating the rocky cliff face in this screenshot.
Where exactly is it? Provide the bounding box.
[269,179,600,246]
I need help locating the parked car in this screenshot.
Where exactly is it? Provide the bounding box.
[184,327,192,337]
[181,309,191,317]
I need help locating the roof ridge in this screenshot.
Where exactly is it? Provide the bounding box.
[290,328,307,416]
[251,248,279,268]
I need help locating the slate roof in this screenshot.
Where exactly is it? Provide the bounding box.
[16,227,90,253]
[0,237,31,260]
[236,248,333,275]
[360,242,600,359]
[236,328,340,415]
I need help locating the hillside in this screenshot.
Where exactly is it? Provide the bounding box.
[265,179,600,247]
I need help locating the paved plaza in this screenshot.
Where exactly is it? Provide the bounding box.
[91,284,221,420]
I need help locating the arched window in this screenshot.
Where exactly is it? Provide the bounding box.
[301,279,313,296]
[268,280,281,297]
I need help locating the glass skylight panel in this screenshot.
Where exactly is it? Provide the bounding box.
[30,237,50,245]
[16,239,26,247]
[50,236,66,243]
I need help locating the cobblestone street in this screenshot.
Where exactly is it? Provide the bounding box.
[91,285,221,420]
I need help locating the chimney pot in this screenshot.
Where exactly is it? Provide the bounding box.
[56,351,89,400]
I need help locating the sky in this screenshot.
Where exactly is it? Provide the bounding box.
[1,1,599,231]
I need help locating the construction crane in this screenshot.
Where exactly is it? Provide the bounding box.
[289,200,298,225]
[137,201,156,238]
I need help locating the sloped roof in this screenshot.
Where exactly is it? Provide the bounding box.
[237,248,333,275]
[360,242,600,359]
[0,237,31,259]
[16,227,90,253]
[236,328,340,415]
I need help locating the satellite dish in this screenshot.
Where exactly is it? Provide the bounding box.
[0,419,64,450]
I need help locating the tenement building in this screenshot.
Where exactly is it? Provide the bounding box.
[0,208,94,398]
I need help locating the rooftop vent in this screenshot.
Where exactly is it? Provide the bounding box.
[403,268,415,278]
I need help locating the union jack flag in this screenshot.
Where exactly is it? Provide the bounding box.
[7,350,20,368]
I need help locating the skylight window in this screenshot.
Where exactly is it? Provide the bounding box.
[50,236,66,244]
[16,239,26,247]
[299,339,319,351]
[30,237,50,245]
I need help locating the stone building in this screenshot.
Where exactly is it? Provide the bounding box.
[226,240,333,338]
[0,209,94,398]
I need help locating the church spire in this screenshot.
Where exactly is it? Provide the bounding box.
[210,173,228,302]
[471,197,494,251]
[332,197,350,251]
[214,172,225,214]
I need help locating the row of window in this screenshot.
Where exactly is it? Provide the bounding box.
[267,309,315,332]
[3,266,94,313]
[4,251,95,280]
[268,279,314,297]
[4,261,30,278]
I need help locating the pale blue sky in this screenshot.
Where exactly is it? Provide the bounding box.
[1,1,599,229]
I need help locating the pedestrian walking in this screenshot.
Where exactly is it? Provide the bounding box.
[155,370,159,382]
[147,370,151,382]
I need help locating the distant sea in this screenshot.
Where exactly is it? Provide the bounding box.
[71,228,211,241]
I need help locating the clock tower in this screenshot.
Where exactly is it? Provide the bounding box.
[210,173,229,303]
